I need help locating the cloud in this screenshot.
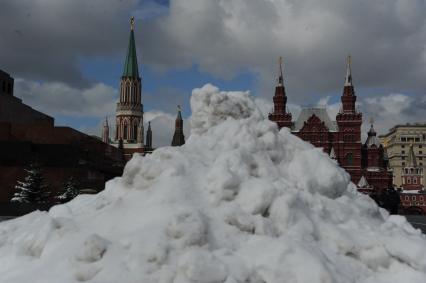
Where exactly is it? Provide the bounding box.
[140,0,426,101]
[259,90,426,140]
[133,0,169,20]
[144,110,190,147]
[361,93,426,135]
[2,0,426,144]
[0,0,141,86]
[14,78,117,118]
[2,0,426,101]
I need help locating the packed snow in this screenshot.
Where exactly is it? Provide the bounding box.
[1,84,426,283]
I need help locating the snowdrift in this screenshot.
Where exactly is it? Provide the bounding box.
[1,84,426,283]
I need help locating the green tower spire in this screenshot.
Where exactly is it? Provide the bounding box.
[122,17,139,78]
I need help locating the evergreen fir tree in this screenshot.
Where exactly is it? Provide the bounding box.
[56,176,79,203]
[11,163,50,203]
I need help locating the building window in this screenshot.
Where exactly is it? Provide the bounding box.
[420,196,424,201]
[133,123,138,140]
[346,153,353,166]
[412,196,416,201]
[420,151,423,155]
[414,178,417,184]
[402,156,405,160]
[402,145,405,148]
[407,177,411,184]
[402,162,405,166]
[123,123,128,140]
[420,145,423,148]
[402,150,405,154]
[405,196,409,201]
[416,138,420,142]
[420,162,423,166]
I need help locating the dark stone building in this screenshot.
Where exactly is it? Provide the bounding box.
[0,69,124,204]
[269,56,392,192]
[0,70,14,96]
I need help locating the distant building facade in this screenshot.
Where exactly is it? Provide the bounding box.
[103,17,153,161]
[269,56,392,192]
[0,69,124,204]
[380,128,426,214]
[379,124,426,187]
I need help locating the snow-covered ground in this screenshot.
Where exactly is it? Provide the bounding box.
[1,84,426,283]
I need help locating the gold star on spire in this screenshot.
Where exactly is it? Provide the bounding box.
[130,16,135,30]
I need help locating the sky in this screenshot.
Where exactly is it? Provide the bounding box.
[1,0,426,146]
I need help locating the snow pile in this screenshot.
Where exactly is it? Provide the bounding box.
[1,84,426,283]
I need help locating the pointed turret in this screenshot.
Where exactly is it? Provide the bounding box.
[171,105,185,146]
[278,56,284,86]
[122,17,139,78]
[268,57,292,129]
[137,119,144,145]
[365,119,380,148]
[402,143,423,190]
[407,144,417,167]
[115,16,143,150]
[345,55,353,87]
[102,117,109,144]
[357,175,369,188]
[340,55,357,113]
[146,121,152,149]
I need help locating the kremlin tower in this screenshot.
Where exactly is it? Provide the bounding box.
[103,17,153,160]
[171,106,185,146]
[268,57,292,129]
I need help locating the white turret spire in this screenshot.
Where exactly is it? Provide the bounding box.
[102,116,110,144]
[345,55,353,86]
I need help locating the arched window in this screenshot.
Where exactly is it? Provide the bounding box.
[407,177,411,184]
[123,122,128,140]
[346,153,353,166]
[125,83,130,102]
[414,178,417,184]
[133,123,138,140]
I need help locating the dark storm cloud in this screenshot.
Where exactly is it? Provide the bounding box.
[139,0,426,102]
[0,0,138,87]
[2,0,425,98]
[1,0,426,122]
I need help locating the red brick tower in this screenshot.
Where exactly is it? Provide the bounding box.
[114,17,146,160]
[102,117,109,144]
[116,17,143,143]
[402,144,424,190]
[335,56,362,182]
[361,120,393,191]
[268,57,292,129]
[171,106,185,146]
